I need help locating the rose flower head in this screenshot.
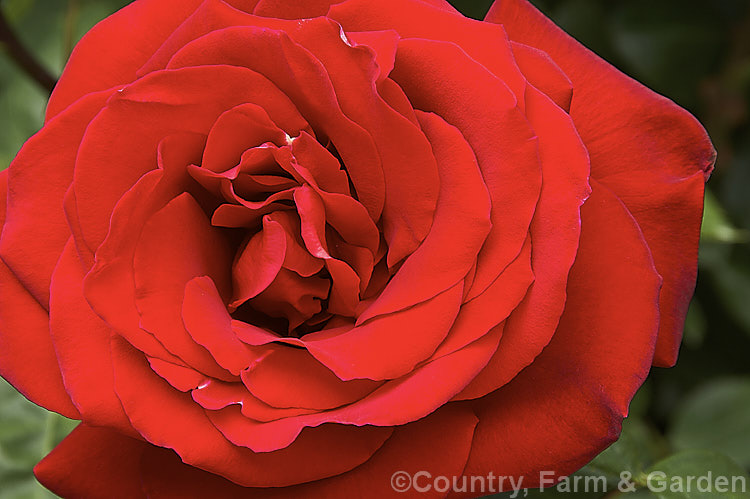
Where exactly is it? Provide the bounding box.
[0,0,715,497]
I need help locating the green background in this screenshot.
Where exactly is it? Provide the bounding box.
[1,0,749,497]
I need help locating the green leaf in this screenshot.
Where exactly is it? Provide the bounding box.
[0,377,76,499]
[586,417,666,479]
[642,450,749,499]
[683,299,708,349]
[701,190,749,244]
[705,262,750,337]
[668,378,750,468]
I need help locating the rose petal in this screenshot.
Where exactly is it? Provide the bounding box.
[431,237,533,361]
[111,335,392,486]
[148,357,205,392]
[84,133,205,364]
[0,90,110,307]
[461,180,660,487]
[230,216,287,309]
[345,30,400,84]
[45,0,203,119]
[0,170,79,419]
[510,41,573,112]
[304,283,463,381]
[34,424,147,499]
[486,0,714,366]
[183,276,255,375]
[290,17,441,266]
[201,102,303,173]
[204,324,503,451]
[166,21,387,220]
[455,84,591,400]
[240,343,381,410]
[50,238,134,435]
[191,379,317,421]
[139,404,477,498]
[252,0,345,19]
[357,111,491,323]
[73,64,304,250]
[329,0,528,104]
[134,193,234,380]
[391,37,542,301]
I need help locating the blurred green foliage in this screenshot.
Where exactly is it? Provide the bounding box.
[0,0,749,498]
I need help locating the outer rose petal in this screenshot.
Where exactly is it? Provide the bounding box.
[140,404,478,499]
[0,90,111,307]
[34,424,147,499]
[460,181,661,489]
[46,0,203,120]
[0,170,79,418]
[486,0,714,366]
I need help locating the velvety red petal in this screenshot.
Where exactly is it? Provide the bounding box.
[391,38,542,301]
[486,0,714,366]
[240,343,381,410]
[166,23,386,221]
[192,379,317,422]
[249,267,330,330]
[0,170,78,418]
[84,133,205,364]
[432,238,532,361]
[609,172,706,365]
[134,193,234,380]
[73,65,303,250]
[215,321,502,454]
[304,283,463,381]
[455,84,590,400]
[357,111,491,323]
[183,276,255,376]
[34,424,147,499]
[252,0,345,19]
[264,213,316,269]
[288,132,350,196]
[329,0,528,103]
[49,238,134,435]
[294,185,360,316]
[140,404,477,498]
[290,17,441,266]
[230,216,287,308]
[46,0,202,120]
[345,30,400,84]
[149,357,206,392]
[142,1,389,223]
[111,335,392,486]
[0,90,110,307]
[201,102,300,173]
[510,41,573,112]
[461,181,660,487]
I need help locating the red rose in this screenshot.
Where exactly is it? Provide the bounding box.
[0,0,714,497]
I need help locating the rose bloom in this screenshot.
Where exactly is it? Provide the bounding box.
[0,0,714,497]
